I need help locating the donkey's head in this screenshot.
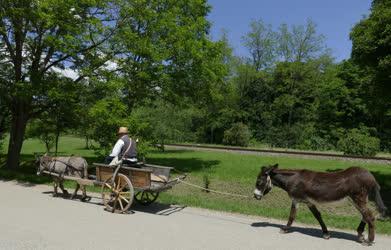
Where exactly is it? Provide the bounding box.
[36,153,50,176]
[253,164,278,200]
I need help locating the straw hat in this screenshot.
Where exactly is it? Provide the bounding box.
[117,127,129,135]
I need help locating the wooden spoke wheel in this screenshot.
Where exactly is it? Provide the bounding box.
[101,173,134,213]
[134,191,159,206]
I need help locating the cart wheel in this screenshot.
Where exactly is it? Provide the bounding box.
[101,173,134,213]
[134,191,159,206]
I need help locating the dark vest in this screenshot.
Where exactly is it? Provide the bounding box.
[119,135,137,159]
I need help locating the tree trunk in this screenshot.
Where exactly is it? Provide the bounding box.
[6,107,29,169]
[45,141,50,154]
[55,126,60,156]
[85,136,90,149]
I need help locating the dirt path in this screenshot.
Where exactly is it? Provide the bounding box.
[1,180,390,250]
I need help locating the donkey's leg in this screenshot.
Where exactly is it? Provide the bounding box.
[362,207,375,244]
[307,204,330,239]
[53,178,59,197]
[80,185,89,201]
[357,220,366,243]
[281,200,298,233]
[59,180,69,196]
[352,195,375,245]
[71,183,80,200]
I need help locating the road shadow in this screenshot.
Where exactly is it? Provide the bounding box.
[40,189,185,216]
[0,179,38,187]
[251,221,358,243]
[133,202,186,216]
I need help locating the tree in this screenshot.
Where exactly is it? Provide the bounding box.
[25,116,56,153]
[47,77,82,154]
[131,99,196,151]
[112,0,227,108]
[0,100,8,154]
[350,0,391,150]
[0,35,11,153]
[0,0,125,168]
[277,19,327,62]
[242,19,276,71]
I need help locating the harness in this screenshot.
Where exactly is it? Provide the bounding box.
[40,157,84,178]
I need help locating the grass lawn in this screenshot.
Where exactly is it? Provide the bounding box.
[1,136,391,234]
[173,142,391,158]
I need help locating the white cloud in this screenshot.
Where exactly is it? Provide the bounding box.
[104,60,118,71]
[51,67,79,80]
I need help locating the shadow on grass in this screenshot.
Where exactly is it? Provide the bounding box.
[251,221,358,243]
[0,153,103,182]
[326,168,391,217]
[147,156,220,173]
[370,171,391,216]
[154,149,193,154]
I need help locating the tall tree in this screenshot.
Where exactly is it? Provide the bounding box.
[242,19,276,71]
[112,0,227,108]
[350,0,391,149]
[0,0,124,168]
[70,0,228,153]
[277,19,327,62]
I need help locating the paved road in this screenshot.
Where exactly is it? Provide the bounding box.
[1,180,390,250]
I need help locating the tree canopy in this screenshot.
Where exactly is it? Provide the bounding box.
[1,0,390,164]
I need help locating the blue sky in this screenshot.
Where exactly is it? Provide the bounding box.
[207,0,371,62]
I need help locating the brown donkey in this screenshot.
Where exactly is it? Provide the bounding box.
[253,164,388,245]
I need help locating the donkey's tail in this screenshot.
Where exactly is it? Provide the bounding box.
[373,184,388,220]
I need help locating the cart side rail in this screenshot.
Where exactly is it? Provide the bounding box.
[42,170,102,186]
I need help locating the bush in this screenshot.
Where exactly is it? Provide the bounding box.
[223,123,251,147]
[337,128,380,157]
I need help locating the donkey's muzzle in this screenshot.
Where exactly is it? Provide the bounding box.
[253,189,262,200]
[254,194,262,200]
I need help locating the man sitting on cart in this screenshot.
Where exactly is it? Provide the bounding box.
[105,127,138,166]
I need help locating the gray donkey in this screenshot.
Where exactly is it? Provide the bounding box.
[37,155,89,201]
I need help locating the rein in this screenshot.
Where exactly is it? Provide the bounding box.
[177,179,251,198]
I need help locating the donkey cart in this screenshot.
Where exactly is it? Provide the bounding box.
[42,163,186,214]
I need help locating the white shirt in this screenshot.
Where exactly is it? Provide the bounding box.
[109,137,132,157]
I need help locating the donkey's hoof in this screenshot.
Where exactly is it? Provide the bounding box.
[279,227,289,234]
[63,190,69,196]
[52,193,59,197]
[323,233,330,240]
[357,235,365,243]
[361,240,374,246]
[81,196,91,202]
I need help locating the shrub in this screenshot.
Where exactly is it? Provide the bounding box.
[337,127,380,157]
[223,123,251,147]
[300,136,334,151]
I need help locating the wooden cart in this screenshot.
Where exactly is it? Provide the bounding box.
[43,162,186,214]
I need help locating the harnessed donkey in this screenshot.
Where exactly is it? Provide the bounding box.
[37,155,89,201]
[254,164,388,245]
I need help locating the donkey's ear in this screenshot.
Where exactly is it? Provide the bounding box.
[272,164,279,169]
